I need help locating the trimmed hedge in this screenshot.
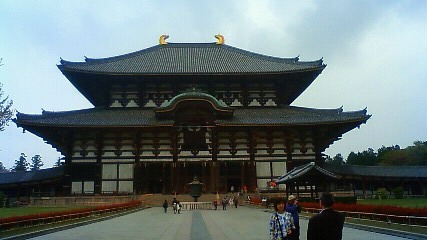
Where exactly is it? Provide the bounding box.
[0,200,142,227]
[299,201,427,217]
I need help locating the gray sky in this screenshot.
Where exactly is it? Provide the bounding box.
[1,0,426,169]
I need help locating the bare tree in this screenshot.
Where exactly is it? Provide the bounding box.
[0,82,14,131]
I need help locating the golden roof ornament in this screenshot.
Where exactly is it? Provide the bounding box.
[215,34,224,45]
[159,34,169,45]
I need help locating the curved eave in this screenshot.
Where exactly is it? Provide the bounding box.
[15,121,175,129]
[215,118,369,127]
[58,64,326,76]
[14,111,369,128]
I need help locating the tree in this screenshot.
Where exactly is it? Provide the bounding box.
[12,153,29,172]
[379,150,408,166]
[53,157,64,167]
[377,145,400,163]
[0,83,14,131]
[346,148,377,165]
[0,161,8,173]
[378,141,427,166]
[406,141,427,165]
[30,155,43,171]
[325,153,345,165]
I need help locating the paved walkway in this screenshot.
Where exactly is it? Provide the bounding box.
[30,206,415,240]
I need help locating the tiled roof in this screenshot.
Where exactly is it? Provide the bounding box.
[275,162,340,184]
[324,164,427,178]
[217,107,369,126]
[15,106,369,127]
[0,167,64,186]
[58,43,325,74]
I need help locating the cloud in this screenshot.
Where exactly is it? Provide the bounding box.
[0,0,425,168]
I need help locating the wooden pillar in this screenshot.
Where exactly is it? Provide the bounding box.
[162,163,166,194]
[183,162,188,193]
[209,162,215,193]
[95,133,103,195]
[240,161,245,193]
[172,130,179,194]
[315,185,318,198]
[362,178,366,199]
[133,131,141,194]
[211,128,218,193]
[176,163,181,193]
[133,162,142,194]
[310,185,314,199]
[248,129,257,192]
[62,131,74,195]
[285,137,293,175]
[143,163,149,193]
[226,162,230,192]
[170,163,175,194]
[202,161,207,192]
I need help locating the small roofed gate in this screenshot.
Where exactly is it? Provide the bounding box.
[275,162,352,200]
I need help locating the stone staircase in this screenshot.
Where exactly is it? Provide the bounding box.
[136,193,241,207]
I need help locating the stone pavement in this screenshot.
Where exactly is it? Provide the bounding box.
[29,206,417,240]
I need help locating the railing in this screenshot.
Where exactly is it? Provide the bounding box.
[180,202,213,210]
[303,207,427,229]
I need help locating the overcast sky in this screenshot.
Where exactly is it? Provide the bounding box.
[1,0,426,169]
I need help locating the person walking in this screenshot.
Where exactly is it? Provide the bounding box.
[222,197,227,210]
[269,197,295,240]
[177,201,181,214]
[162,200,168,213]
[172,198,178,214]
[307,192,345,240]
[286,195,301,240]
[228,196,234,206]
[213,199,218,210]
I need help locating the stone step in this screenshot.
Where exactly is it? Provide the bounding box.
[137,193,243,207]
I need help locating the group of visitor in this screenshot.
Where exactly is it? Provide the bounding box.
[217,195,239,210]
[269,192,344,240]
[163,197,182,214]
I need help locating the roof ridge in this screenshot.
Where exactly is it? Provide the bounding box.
[59,42,324,68]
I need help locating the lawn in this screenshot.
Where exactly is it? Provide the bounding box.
[357,198,427,208]
[0,205,94,218]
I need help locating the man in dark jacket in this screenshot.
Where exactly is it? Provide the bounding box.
[307,192,345,240]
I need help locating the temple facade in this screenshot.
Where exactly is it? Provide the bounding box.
[14,35,370,195]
